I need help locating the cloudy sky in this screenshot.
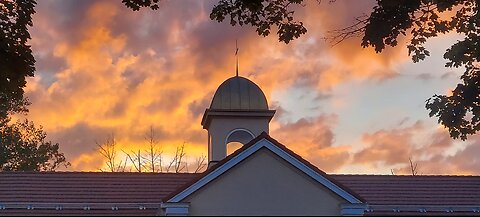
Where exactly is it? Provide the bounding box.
[20,0,479,174]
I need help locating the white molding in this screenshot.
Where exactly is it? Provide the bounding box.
[341,203,366,216]
[161,203,189,216]
[167,138,363,205]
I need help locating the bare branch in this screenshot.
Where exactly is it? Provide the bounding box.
[175,143,186,173]
[409,157,419,176]
[326,14,369,46]
[123,149,143,172]
[96,134,123,172]
[142,126,163,172]
[194,155,207,173]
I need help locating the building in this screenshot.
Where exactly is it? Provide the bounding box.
[1,76,479,216]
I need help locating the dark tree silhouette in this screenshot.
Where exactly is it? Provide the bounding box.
[332,0,480,140]
[97,135,128,172]
[122,0,307,44]
[0,1,69,171]
[0,120,69,171]
[123,0,479,140]
[0,0,36,120]
[97,129,207,173]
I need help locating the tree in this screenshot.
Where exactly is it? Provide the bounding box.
[0,119,69,171]
[96,134,128,172]
[141,126,163,172]
[0,0,36,120]
[0,1,69,172]
[97,129,207,173]
[391,157,421,176]
[346,0,480,141]
[122,0,307,44]
[123,0,479,140]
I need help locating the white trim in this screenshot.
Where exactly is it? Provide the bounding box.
[224,128,255,145]
[341,203,366,216]
[161,203,189,216]
[168,138,363,204]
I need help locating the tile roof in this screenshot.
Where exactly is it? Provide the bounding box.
[1,134,479,216]
[332,174,480,216]
[332,174,480,206]
[0,172,198,216]
[1,173,480,216]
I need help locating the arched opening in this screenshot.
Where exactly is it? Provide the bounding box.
[225,129,254,156]
[226,142,244,156]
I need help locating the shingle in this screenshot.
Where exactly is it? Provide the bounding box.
[331,175,480,206]
[1,164,480,216]
[0,172,198,216]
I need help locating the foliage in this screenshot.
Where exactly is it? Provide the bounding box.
[123,0,479,139]
[358,0,479,140]
[0,0,36,119]
[122,0,308,44]
[210,0,307,43]
[121,0,161,11]
[0,119,69,171]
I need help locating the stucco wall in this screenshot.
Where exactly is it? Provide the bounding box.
[184,148,346,216]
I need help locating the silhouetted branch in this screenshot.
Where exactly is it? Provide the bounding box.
[123,149,143,172]
[142,126,163,172]
[194,155,207,173]
[409,157,419,176]
[97,135,127,172]
[326,14,368,46]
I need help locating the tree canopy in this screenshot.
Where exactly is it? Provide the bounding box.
[3,0,478,142]
[0,0,36,119]
[1,0,68,171]
[335,0,479,140]
[123,0,480,140]
[0,120,69,171]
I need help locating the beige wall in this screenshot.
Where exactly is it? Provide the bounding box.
[184,148,346,216]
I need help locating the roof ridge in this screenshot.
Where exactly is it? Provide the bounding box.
[330,174,480,177]
[0,171,200,175]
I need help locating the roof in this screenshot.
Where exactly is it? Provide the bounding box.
[1,173,480,216]
[164,132,364,204]
[332,174,480,206]
[0,172,198,216]
[1,134,480,216]
[209,76,268,110]
[332,174,480,216]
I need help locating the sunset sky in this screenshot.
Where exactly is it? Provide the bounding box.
[19,0,479,174]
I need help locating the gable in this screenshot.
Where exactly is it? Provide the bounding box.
[163,135,365,216]
[166,136,363,205]
[183,148,348,215]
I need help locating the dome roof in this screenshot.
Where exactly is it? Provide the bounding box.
[210,76,268,110]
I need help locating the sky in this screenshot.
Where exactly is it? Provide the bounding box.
[19,0,480,174]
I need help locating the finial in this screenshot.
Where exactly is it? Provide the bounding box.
[235,39,239,77]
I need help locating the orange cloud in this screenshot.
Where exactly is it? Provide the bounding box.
[22,0,475,175]
[271,115,351,172]
[351,120,480,175]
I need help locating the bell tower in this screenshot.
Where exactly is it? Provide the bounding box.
[201,76,275,166]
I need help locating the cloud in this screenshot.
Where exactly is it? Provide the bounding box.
[351,120,480,175]
[271,115,351,172]
[23,0,473,174]
[353,121,423,167]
